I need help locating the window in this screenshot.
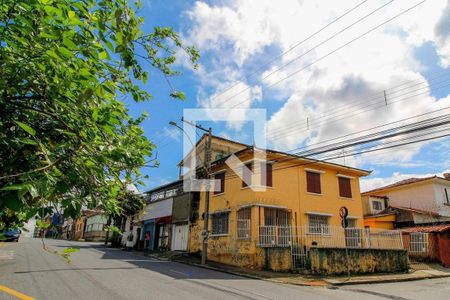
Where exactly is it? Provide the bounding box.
[410,232,429,254]
[308,215,329,234]
[338,177,352,198]
[347,218,357,228]
[264,208,290,226]
[242,162,252,188]
[237,208,251,239]
[261,162,273,187]
[306,171,321,194]
[214,172,225,195]
[211,212,229,235]
[372,200,383,211]
[445,188,449,205]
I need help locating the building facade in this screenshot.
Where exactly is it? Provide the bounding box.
[362,175,450,228]
[186,137,372,270]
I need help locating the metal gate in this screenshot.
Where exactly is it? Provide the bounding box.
[290,226,308,270]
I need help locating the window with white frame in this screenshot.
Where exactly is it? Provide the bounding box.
[445,188,449,205]
[308,215,329,234]
[410,232,429,254]
[237,208,251,239]
[211,212,229,235]
[372,200,383,212]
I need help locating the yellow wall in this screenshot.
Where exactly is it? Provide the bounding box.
[188,151,369,269]
[363,215,396,230]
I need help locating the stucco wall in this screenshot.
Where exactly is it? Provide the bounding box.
[309,248,409,275]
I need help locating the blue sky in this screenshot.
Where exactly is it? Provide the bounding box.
[125,0,450,191]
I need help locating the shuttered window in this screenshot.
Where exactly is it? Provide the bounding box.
[261,162,273,187]
[338,177,352,198]
[242,162,252,187]
[306,171,321,194]
[214,172,225,195]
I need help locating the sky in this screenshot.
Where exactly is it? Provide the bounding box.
[125,0,450,192]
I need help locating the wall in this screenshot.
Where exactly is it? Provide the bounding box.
[187,150,368,269]
[84,214,108,242]
[437,232,450,267]
[309,248,409,275]
[433,182,450,217]
[363,214,395,229]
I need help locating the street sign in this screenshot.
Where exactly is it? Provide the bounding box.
[339,206,348,218]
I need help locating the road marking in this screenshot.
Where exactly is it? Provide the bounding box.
[0,285,35,300]
[168,269,190,276]
[0,242,5,247]
[0,250,14,260]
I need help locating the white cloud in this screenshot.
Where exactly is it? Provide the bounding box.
[182,0,450,167]
[360,169,450,192]
[162,126,182,141]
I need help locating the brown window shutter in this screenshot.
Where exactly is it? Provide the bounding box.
[214,172,225,195]
[338,177,352,198]
[242,162,252,187]
[306,171,321,194]
[266,163,273,187]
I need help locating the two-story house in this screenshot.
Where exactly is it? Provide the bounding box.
[362,175,450,228]
[185,135,371,270]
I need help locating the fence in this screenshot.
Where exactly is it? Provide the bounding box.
[258,225,403,250]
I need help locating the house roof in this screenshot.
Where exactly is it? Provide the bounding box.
[399,224,450,233]
[362,175,449,195]
[144,179,183,195]
[177,134,249,167]
[209,139,371,176]
[387,205,441,218]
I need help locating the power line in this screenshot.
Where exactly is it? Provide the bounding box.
[267,71,449,137]
[285,106,450,153]
[268,79,450,142]
[215,0,394,108]
[229,0,428,109]
[203,0,372,106]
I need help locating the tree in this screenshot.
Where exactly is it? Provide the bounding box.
[0,0,199,229]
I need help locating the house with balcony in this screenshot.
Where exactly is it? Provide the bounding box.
[183,135,408,272]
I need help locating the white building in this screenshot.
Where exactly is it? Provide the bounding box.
[362,174,450,224]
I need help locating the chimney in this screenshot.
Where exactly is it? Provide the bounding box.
[444,173,450,180]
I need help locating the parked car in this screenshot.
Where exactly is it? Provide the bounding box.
[1,228,21,242]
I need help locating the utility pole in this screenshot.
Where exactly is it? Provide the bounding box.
[173,118,212,265]
[198,126,212,265]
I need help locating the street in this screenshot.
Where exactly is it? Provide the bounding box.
[0,238,449,300]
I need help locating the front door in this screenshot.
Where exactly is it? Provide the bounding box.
[171,224,188,251]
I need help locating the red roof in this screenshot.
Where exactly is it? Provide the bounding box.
[399,224,450,233]
[363,176,437,194]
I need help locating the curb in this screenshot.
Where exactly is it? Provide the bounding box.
[172,259,314,286]
[172,258,450,287]
[326,273,450,286]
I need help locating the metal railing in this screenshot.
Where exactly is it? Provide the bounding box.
[258,225,404,250]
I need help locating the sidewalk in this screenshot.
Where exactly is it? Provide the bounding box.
[122,249,450,287]
[172,255,450,287]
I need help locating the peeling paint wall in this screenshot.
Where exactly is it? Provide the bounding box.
[309,248,409,275]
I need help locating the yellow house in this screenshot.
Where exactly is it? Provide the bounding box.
[185,135,371,270]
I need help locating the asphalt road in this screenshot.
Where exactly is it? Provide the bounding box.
[0,238,449,300]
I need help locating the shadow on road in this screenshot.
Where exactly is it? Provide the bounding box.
[35,239,250,281]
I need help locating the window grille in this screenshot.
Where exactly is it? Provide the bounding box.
[237,208,251,239]
[211,212,229,235]
[308,215,329,234]
[410,232,429,254]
